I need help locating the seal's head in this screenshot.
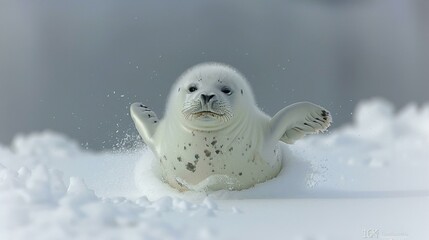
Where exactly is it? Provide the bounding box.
[166,62,256,131]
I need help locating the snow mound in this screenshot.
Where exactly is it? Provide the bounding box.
[1,99,428,239]
[0,163,221,240]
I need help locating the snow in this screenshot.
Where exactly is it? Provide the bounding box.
[1,99,428,239]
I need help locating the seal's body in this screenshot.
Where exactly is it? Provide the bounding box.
[131,63,331,191]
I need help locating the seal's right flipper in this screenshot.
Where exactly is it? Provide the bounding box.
[130,102,159,146]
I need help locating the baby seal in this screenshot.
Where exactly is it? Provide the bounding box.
[131,62,331,191]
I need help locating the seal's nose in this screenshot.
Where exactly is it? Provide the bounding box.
[201,94,215,104]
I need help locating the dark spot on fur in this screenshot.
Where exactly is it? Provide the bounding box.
[188,143,191,146]
[163,155,167,160]
[212,170,215,172]
[229,147,233,152]
[304,123,310,126]
[184,146,187,150]
[178,88,181,92]
[186,162,196,172]
[204,150,211,157]
[195,154,200,160]
[239,172,242,176]
[177,157,182,162]
[211,140,217,146]
[148,114,152,117]
[215,150,221,154]
[173,167,176,170]
[241,89,243,95]
[154,120,157,123]
[321,110,329,117]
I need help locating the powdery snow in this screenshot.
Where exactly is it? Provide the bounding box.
[1,99,428,239]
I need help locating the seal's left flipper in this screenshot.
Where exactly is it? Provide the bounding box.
[270,102,332,144]
[130,102,159,147]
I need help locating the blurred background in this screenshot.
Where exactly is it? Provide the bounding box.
[0,0,428,150]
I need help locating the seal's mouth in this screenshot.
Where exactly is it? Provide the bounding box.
[192,111,224,118]
[182,101,233,123]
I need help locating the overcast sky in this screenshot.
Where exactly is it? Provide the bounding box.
[1,0,428,150]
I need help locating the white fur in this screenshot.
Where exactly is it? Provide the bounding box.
[131,62,331,191]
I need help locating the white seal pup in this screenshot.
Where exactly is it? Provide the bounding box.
[131,62,332,191]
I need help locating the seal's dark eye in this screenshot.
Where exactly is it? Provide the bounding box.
[221,87,232,95]
[188,86,198,93]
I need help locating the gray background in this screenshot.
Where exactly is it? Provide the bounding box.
[1,0,428,150]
